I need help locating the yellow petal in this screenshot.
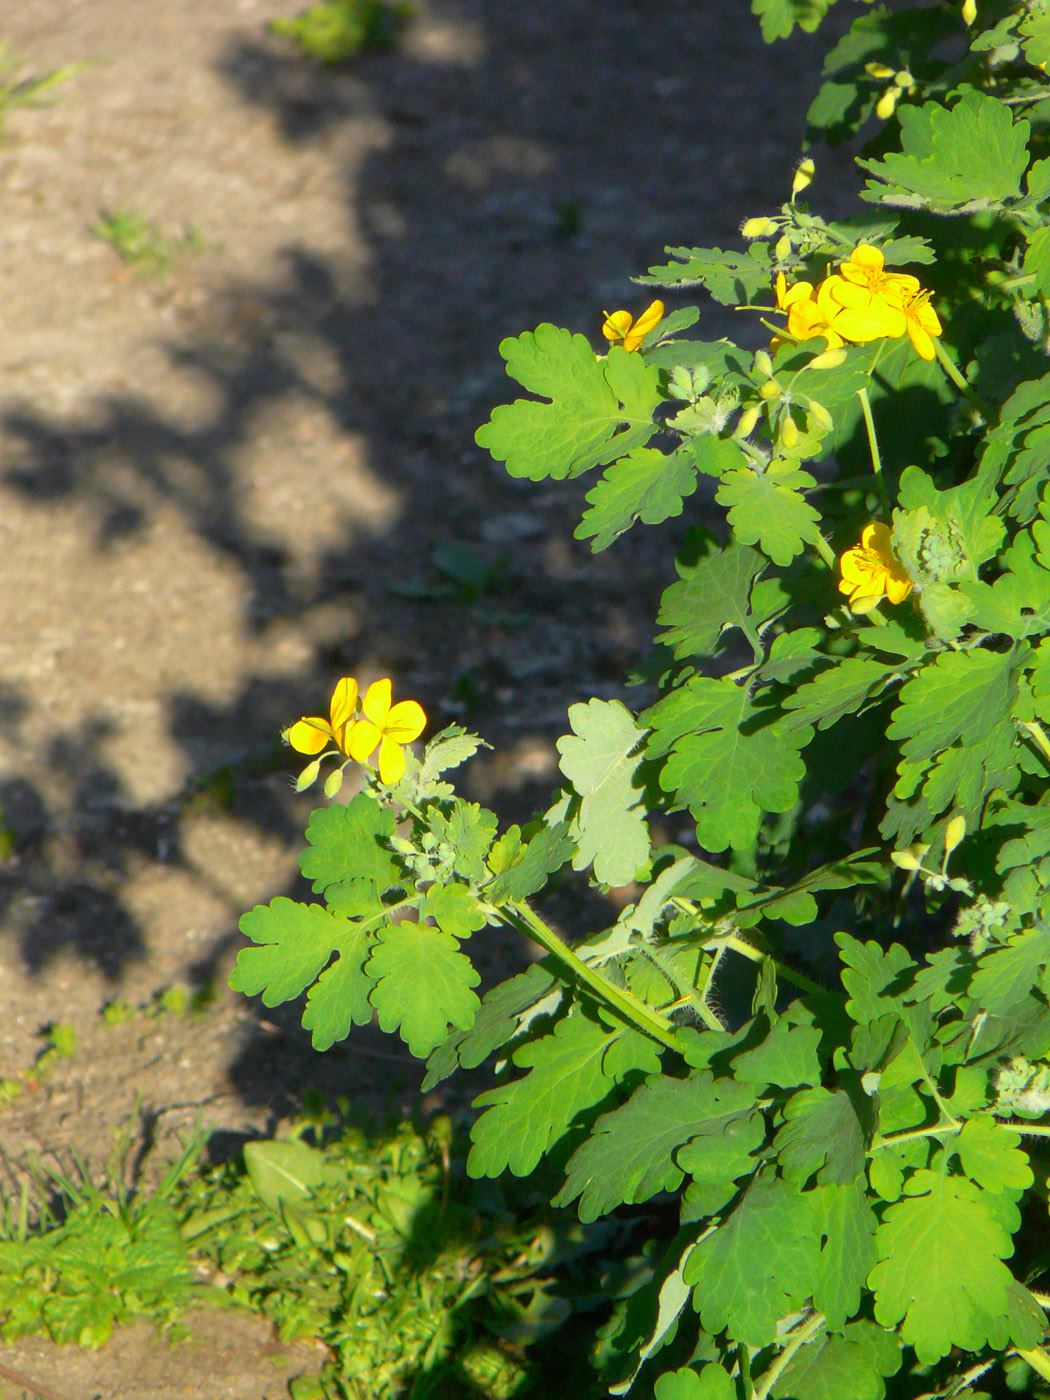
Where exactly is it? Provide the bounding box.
[862,523,893,553]
[848,245,885,274]
[378,736,407,784]
[848,590,884,615]
[384,699,427,744]
[286,717,332,755]
[907,320,936,360]
[631,300,665,338]
[361,678,392,727]
[330,676,359,731]
[348,718,381,761]
[884,574,913,604]
[602,309,632,343]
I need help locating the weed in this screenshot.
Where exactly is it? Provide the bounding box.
[0,43,80,141]
[270,0,413,64]
[91,208,203,278]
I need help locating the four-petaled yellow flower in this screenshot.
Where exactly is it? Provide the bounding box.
[774,245,941,360]
[348,679,427,784]
[838,523,913,613]
[286,676,358,756]
[601,299,664,352]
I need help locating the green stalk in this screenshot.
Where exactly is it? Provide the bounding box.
[718,930,828,999]
[1018,719,1050,770]
[933,338,989,419]
[486,898,682,1053]
[754,1312,826,1400]
[869,1120,962,1153]
[1018,1346,1050,1383]
[857,387,891,519]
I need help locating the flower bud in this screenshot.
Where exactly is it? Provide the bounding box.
[791,158,815,199]
[807,345,848,370]
[961,0,976,25]
[735,404,761,439]
[943,814,966,860]
[895,70,914,87]
[753,350,774,380]
[807,399,833,432]
[774,235,792,262]
[876,86,901,120]
[741,216,778,239]
[865,62,895,79]
[891,844,930,872]
[780,415,799,450]
[758,378,783,400]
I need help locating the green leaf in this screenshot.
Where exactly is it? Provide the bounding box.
[299,796,398,896]
[475,326,661,481]
[684,1172,819,1347]
[731,1017,822,1090]
[677,1107,766,1216]
[233,896,377,1050]
[774,1087,869,1185]
[771,1320,902,1400]
[647,677,810,853]
[638,244,773,304]
[869,1168,1035,1363]
[554,1071,754,1222]
[953,1117,1033,1195]
[577,445,701,551]
[467,1012,623,1179]
[366,922,480,1057]
[654,1366,735,1400]
[431,799,498,881]
[837,934,914,1025]
[962,532,1050,639]
[751,0,837,40]
[885,648,1020,763]
[657,535,767,661]
[242,1139,327,1214]
[971,927,1050,1015]
[860,89,1030,212]
[810,1182,878,1329]
[557,699,649,885]
[486,821,574,902]
[415,726,486,789]
[980,371,1050,522]
[780,657,901,733]
[421,882,488,939]
[716,465,821,566]
[421,961,559,1091]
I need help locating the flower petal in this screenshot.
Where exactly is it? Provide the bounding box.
[884,574,913,604]
[848,244,885,273]
[348,718,381,761]
[384,699,426,744]
[862,523,893,553]
[330,676,359,731]
[631,299,665,338]
[286,718,332,755]
[602,310,632,343]
[361,679,392,727]
[378,736,407,784]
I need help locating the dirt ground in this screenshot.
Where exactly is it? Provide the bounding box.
[0,1,858,1394]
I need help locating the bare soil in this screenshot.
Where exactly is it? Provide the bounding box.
[0,1,858,1394]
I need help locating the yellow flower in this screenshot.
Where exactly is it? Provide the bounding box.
[286,676,359,756]
[897,286,942,361]
[601,299,665,352]
[348,678,427,784]
[774,272,844,349]
[838,523,912,612]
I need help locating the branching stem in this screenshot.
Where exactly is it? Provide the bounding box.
[487,898,682,1053]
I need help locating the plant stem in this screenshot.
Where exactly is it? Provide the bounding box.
[489,898,682,1053]
[1018,719,1050,770]
[754,1312,826,1400]
[998,1120,1050,1137]
[933,338,989,419]
[869,1119,962,1153]
[811,530,838,571]
[857,387,892,519]
[718,930,827,998]
[1018,1346,1050,1383]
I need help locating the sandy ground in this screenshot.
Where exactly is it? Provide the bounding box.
[0,1,857,1393]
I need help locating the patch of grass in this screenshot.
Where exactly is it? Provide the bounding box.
[91,207,203,278]
[270,0,413,64]
[0,42,81,140]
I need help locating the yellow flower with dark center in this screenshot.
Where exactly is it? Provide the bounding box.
[286,676,358,756]
[348,678,427,784]
[838,523,912,613]
[601,299,665,352]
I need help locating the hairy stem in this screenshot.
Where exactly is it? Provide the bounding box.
[488,899,682,1053]
[933,338,989,418]
[1018,1346,1050,1383]
[754,1312,826,1400]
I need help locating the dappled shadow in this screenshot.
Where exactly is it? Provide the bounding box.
[0,0,859,1108]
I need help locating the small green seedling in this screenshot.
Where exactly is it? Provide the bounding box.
[91,208,203,277]
[269,0,412,63]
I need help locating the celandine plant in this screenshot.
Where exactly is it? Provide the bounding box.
[232,2,1050,1395]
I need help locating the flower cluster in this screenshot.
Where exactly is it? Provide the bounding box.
[838,522,912,613]
[286,676,426,788]
[776,244,942,360]
[601,299,664,353]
